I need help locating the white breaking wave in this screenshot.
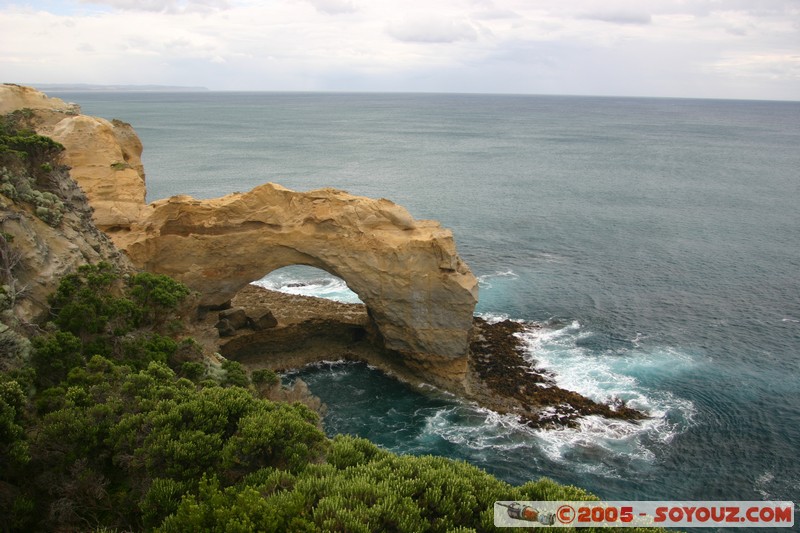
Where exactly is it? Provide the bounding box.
[515,321,697,470]
[406,319,699,476]
[253,266,363,304]
[474,311,518,324]
[755,471,776,500]
[416,404,538,453]
[477,269,519,290]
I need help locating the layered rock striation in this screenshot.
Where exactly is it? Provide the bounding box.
[0,84,148,231]
[118,184,478,373]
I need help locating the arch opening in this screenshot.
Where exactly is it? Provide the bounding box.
[253,265,363,305]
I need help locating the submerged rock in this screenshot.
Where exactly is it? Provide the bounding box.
[466,318,646,428]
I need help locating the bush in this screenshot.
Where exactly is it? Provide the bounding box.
[221,360,249,388]
[31,330,83,387]
[129,272,191,325]
[0,167,65,226]
[0,112,64,180]
[49,262,137,338]
[0,378,30,470]
[251,369,279,387]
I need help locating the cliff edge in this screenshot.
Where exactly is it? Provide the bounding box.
[1,84,479,385]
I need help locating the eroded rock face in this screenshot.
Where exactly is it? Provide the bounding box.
[3,85,479,370]
[120,183,479,361]
[0,168,133,324]
[0,84,80,116]
[0,85,134,323]
[50,116,147,230]
[1,84,147,231]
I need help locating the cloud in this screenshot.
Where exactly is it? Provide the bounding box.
[2,0,799,99]
[578,10,652,25]
[80,0,229,14]
[387,17,478,44]
[712,54,800,80]
[472,8,520,21]
[305,0,357,15]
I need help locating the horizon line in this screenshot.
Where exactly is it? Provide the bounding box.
[14,82,800,104]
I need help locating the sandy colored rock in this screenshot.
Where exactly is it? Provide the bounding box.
[218,307,248,329]
[50,116,147,230]
[121,183,479,363]
[1,85,147,231]
[0,83,79,116]
[249,309,278,330]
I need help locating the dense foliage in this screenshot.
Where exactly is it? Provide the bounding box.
[0,109,67,226]
[0,264,666,531]
[0,109,64,172]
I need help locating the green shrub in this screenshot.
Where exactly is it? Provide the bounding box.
[129,272,191,325]
[121,333,178,369]
[0,378,30,470]
[251,368,278,386]
[0,323,32,371]
[141,478,190,529]
[31,330,83,387]
[0,117,64,179]
[221,360,250,388]
[180,361,206,381]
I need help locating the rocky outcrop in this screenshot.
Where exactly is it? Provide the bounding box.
[0,84,147,232]
[119,183,478,368]
[2,85,479,379]
[222,285,647,427]
[50,116,147,230]
[0,167,133,324]
[0,84,79,117]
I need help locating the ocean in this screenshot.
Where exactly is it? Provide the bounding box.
[52,91,800,508]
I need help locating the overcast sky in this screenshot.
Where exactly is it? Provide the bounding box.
[1,0,798,100]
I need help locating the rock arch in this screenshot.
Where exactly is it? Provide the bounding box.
[116,183,479,361]
[3,85,479,374]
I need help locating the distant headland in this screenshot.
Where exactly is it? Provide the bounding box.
[24,83,209,92]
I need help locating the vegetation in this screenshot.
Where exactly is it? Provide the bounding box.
[0,110,66,227]
[0,264,666,531]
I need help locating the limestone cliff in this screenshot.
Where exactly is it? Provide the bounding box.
[50,115,147,230]
[0,84,80,117]
[1,84,479,379]
[119,184,478,365]
[0,84,147,231]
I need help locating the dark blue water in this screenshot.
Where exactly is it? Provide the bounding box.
[53,92,800,507]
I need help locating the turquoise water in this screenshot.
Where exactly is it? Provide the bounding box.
[55,92,800,506]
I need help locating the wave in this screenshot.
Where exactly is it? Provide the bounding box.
[408,320,698,477]
[477,269,519,290]
[514,321,697,471]
[261,266,699,482]
[253,266,363,304]
[416,405,538,453]
[474,311,520,324]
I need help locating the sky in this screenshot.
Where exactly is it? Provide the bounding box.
[1,0,798,100]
